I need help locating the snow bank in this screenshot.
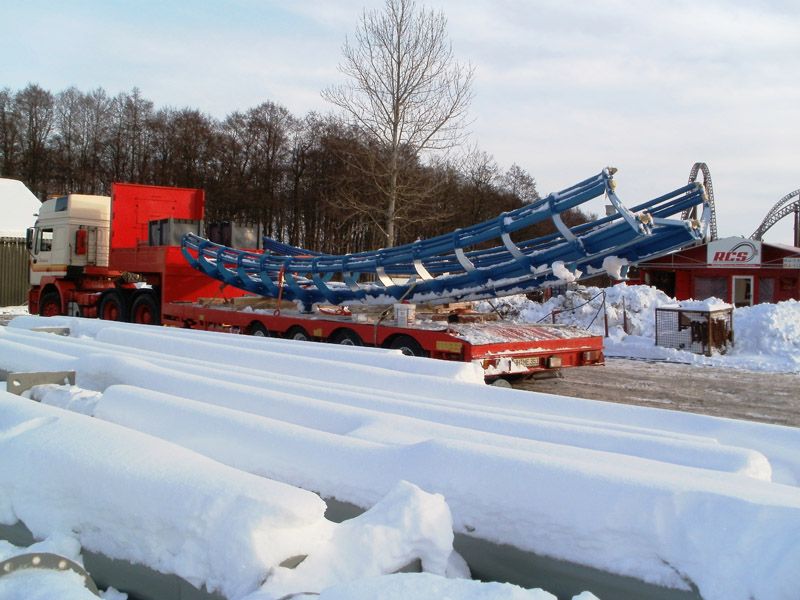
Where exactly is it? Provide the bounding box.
[733,300,800,361]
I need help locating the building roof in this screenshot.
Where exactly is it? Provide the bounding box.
[0,178,41,238]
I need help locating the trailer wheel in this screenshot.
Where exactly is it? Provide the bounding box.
[388,335,427,357]
[248,321,270,337]
[131,293,160,325]
[330,329,363,346]
[285,326,310,341]
[39,292,61,317]
[99,291,128,322]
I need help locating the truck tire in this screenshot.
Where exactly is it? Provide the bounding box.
[285,326,310,341]
[39,292,62,317]
[248,321,270,337]
[131,293,160,325]
[99,291,129,322]
[388,335,427,357]
[330,329,363,346]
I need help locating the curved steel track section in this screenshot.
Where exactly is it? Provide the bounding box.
[750,188,800,241]
[182,170,707,310]
[681,162,718,241]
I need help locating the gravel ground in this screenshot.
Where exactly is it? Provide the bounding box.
[514,358,800,428]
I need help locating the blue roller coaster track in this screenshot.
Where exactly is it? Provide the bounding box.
[182,168,708,311]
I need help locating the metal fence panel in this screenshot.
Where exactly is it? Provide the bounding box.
[655,306,733,356]
[0,237,29,306]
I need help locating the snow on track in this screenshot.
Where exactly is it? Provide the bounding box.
[0,393,325,598]
[0,325,774,478]
[0,391,466,599]
[7,315,484,383]
[3,317,800,600]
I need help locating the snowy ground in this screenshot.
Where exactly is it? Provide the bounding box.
[0,286,799,600]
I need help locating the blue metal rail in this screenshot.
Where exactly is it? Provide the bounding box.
[182,169,707,310]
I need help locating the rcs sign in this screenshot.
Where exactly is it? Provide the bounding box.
[707,239,761,267]
[712,250,753,262]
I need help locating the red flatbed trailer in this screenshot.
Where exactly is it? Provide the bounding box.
[27,182,604,381]
[160,301,603,380]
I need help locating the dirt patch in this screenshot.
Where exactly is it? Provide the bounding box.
[513,358,800,428]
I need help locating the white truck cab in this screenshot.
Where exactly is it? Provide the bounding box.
[28,193,111,286]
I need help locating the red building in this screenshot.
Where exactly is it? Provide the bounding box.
[630,237,800,307]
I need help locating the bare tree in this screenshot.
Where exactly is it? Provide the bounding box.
[15,84,55,197]
[501,163,540,204]
[0,88,22,178]
[323,0,473,246]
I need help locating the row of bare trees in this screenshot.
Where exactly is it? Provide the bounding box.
[0,83,586,252]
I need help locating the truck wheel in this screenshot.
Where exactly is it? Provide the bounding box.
[131,293,160,325]
[330,329,363,346]
[248,322,270,337]
[99,291,129,322]
[39,292,61,317]
[285,326,310,341]
[388,335,426,357]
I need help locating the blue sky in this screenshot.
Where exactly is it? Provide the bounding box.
[3,0,799,243]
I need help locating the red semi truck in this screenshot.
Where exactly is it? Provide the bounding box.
[26,182,604,381]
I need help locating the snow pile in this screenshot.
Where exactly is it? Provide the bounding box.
[3,319,800,600]
[481,284,800,373]
[486,284,672,338]
[733,300,800,361]
[0,392,462,599]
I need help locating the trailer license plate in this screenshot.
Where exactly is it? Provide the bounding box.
[514,357,540,368]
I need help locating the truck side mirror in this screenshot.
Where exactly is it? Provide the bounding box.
[26,227,34,250]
